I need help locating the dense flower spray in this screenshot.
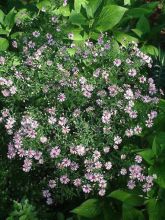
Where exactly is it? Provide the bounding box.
[0,15,160,204]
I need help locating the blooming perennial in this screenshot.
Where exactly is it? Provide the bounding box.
[0,16,160,204]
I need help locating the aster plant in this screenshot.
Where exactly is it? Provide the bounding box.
[0,13,161,205]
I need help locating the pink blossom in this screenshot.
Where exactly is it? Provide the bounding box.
[1,89,10,97]
[60,175,70,184]
[73,178,81,187]
[102,110,111,124]
[114,136,122,145]
[82,184,91,193]
[57,93,66,102]
[135,155,142,163]
[105,162,112,170]
[127,180,136,189]
[113,59,121,67]
[50,146,61,158]
[128,68,137,77]
[48,180,56,189]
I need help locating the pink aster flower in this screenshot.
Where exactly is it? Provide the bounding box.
[113,59,121,67]
[114,136,122,145]
[57,93,66,102]
[98,189,105,196]
[128,68,137,77]
[48,180,56,189]
[0,56,5,65]
[22,158,32,172]
[48,116,57,125]
[58,117,68,126]
[120,168,127,175]
[82,184,91,193]
[32,31,40,37]
[134,125,142,135]
[50,146,61,158]
[102,110,111,124]
[46,197,53,205]
[73,178,81,187]
[105,161,112,170]
[62,125,70,134]
[60,175,70,184]
[1,89,10,97]
[76,144,86,156]
[127,180,136,189]
[135,155,142,163]
[42,189,51,198]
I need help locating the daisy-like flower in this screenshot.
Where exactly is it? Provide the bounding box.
[57,93,66,102]
[114,136,122,145]
[68,33,74,40]
[50,146,61,158]
[82,184,91,193]
[105,161,112,170]
[113,59,122,67]
[128,68,137,77]
[32,31,40,37]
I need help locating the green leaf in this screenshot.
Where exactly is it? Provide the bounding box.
[36,0,51,10]
[71,199,101,218]
[57,212,65,220]
[147,198,165,220]
[109,190,131,202]
[85,0,102,18]
[90,31,100,40]
[111,39,120,53]
[67,48,76,56]
[0,9,5,24]
[123,205,145,220]
[126,8,153,18]
[124,0,131,5]
[141,45,158,56]
[95,5,127,31]
[54,5,71,16]
[152,132,165,155]
[10,31,23,39]
[114,31,139,45]
[0,29,9,35]
[0,38,9,51]
[132,29,143,38]
[151,162,165,188]
[159,99,165,109]
[141,2,159,10]
[74,0,88,12]
[109,190,144,207]
[124,195,144,207]
[4,8,16,29]
[139,149,155,165]
[136,16,150,35]
[13,58,21,66]
[69,10,87,26]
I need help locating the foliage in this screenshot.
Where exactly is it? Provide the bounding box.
[53,0,165,56]
[0,0,164,219]
[0,8,17,51]
[71,100,165,220]
[7,199,38,220]
[0,9,161,206]
[150,49,165,90]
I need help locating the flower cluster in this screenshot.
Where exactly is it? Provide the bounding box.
[0,16,160,204]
